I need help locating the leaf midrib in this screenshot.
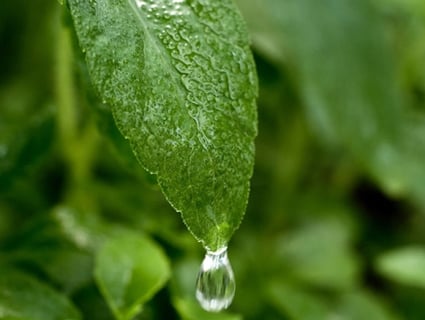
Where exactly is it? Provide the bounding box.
[126,0,202,137]
[127,0,219,228]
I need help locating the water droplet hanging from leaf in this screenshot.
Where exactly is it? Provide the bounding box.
[196,247,236,312]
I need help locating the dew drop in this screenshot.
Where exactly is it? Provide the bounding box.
[195,247,235,312]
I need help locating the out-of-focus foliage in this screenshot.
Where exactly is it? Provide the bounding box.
[1,0,425,319]
[0,269,81,319]
[376,247,425,289]
[95,232,170,320]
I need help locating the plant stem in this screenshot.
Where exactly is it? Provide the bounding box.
[55,8,98,210]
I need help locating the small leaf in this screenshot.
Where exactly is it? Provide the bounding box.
[276,217,360,290]
[375,246,425,289]
[67,0,258,251]
[53,206,110,251]
[6,240,93,295]
[333,291,401,320]
[0,269,81,320]
[94,232,170,320]
[268,282,329,320]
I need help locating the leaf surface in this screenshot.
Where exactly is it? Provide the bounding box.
[276,216,360,290]
[376,246,425,289]
[333,292,401,320]
[0,269,81,320]
[67,0,258,250]
[268,283,401,320]
[237,0,425,204]
[268,282,329,320]
[94,232,170,320]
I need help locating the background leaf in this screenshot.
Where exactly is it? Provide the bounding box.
[67,0,258,251]
[94,231,170,320]
[0,269,81,320]
[333,291,401,320]
[268,282,329,320]
[275,216,360,290]
[376,246,425,288]
[268,284,400,320]
[236,0,425,205]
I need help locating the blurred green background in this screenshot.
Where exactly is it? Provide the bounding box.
[1,0,425,319]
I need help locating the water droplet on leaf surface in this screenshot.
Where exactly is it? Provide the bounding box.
[196,247,235,312]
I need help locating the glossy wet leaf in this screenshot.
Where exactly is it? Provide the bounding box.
[376,246,425,289]
[67,0,258,250]
[0,269,81,320]
[94,232,170,320]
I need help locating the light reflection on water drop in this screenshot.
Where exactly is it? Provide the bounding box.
[196,247,235,312]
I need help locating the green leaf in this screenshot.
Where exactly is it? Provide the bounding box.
[0,81,55,190]
[375,246,425,289]
[94,232,170,320]
[0,269,81,320]
[2,221,93,294]
[268,282,329,320]
[333,291,401,320]
[53,206,110,252]
[276,217,360,290]
[282,0,402,186]
[238,0,425,203]
[67,0,258,250]
[234,0,285,64]
[268,284,401,320]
